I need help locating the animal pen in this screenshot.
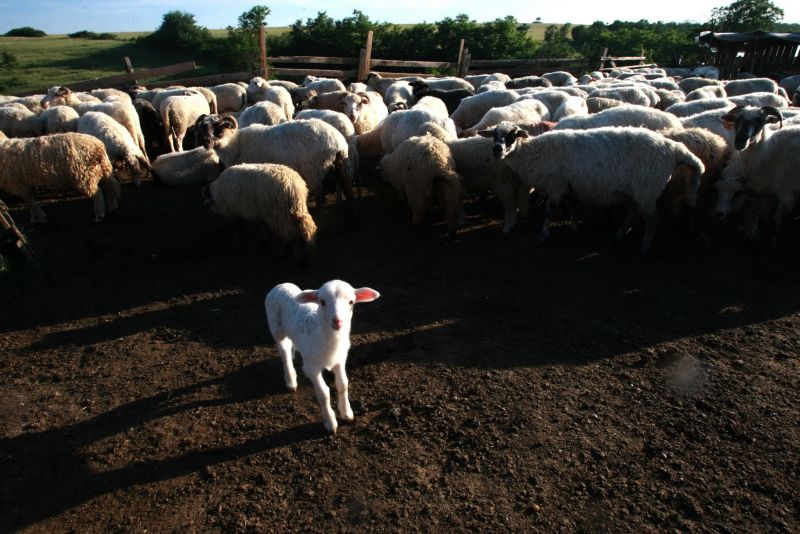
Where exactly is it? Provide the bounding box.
[697,31,800,79]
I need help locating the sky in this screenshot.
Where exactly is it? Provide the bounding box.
[1,0,799,35]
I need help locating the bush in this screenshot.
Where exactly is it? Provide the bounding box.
[68,30,118,40]
[4,27,46,37]
[138,11,212,52]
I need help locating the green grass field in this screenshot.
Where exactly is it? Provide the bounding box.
[0,23,562,95]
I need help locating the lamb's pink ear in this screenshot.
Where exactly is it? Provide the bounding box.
[296,290,319,304]
[354,288,380,303]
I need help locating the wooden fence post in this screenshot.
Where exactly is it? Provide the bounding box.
[259,26,268,79]
[122,57,134,74]
[456,39,465,75]
[357,30,374,81]
[459,48,471,77]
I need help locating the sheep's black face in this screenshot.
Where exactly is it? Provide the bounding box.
[723,106,782,151]
[478,122,529,160]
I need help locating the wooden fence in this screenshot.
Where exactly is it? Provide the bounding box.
[20,28,644,95]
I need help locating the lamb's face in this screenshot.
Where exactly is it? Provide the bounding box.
[339,94,366,124]
[296,280,381,333]
[41,86,71,109]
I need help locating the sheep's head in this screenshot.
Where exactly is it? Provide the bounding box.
[409,80,429,99]
[722,105,782,151]
[41,86,71,109]
[195,114,238,150]
[387,102,407,113]
[290,88,316,112]
[478,122,529,159]
[338,93,369,124]
[295,280,380,333]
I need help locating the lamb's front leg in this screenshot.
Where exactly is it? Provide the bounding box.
[308,369,337,433]
[332,363,353,422]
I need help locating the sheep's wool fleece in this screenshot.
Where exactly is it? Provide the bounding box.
[0,133,111,196]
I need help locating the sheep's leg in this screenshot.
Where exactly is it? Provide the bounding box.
[91,188,107,223]
[308,370,337,433]
[539,199,558,242]
[768,198,794,251]
[275,337,297,390]
[175,131,185,153]
[100,176,122,213]
[332,363,354,422]
[614,206,638,241]
[496,183,518,233]
[516,183,532,219]
[640,212,659,256]
[20,190,47,224]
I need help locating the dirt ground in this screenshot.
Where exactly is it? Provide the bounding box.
[1,174,799,533]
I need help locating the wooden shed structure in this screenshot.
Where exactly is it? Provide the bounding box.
[697,31,800,79]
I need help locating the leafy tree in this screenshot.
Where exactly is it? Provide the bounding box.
[708,0,784,31]
[539,24,577,58]
[139,11,212,52]
[4,27,46,37]
[216,5,271,70]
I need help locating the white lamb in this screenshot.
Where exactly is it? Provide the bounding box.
[383,80,415,112]
[554,105,682,132]
[237,101,287,128]
[77,111,150,185]
[265,280,380,433]
[411,96,449,120]
[211,83,248,114]
[356,108,457,156]
[159,92,211,152]
[460,99,550,137]
[449,90,520,131]
[40,106,79,134]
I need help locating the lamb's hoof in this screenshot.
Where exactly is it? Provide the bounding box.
[341,409,354,422]
[324,419,338,434]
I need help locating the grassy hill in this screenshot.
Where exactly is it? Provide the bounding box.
[0,24,563,95]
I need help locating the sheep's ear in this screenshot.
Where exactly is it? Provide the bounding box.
[354,288,380,303]
[359,93,370,105]
[296,290,319,304]
[476,129,494,138]
[515,130,530,139]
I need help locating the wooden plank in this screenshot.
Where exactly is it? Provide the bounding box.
[469,57,581,67]
[123,57,134,73]
[268,67,358,78]
[146,70,257,89]
[357,30,374,82]
[362,71,432,79]
[266,56,359,65]
[369,58,455,69]
[456,39,465,73]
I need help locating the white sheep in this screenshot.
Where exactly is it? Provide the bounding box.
[678,77,724,94]
[0,131,117,223]
[685,86,727,101]
[210,83,248,114]
[379,133,463,236]
[294,109,359,189]
[588,86,652,107]
[724,78,779,97]
[309,90,379,134]
[159,92,211,153]
[152,147,221,186]
[206,163,317,260]
[488,123,704,253]
[411,96,450,120]
[40,106,79,134]
[265,280,380,433]
[449,90,520,131]
[356,108,457,156]
[383,80,415,112]
[90,88,132,104]
[541,71,577,86]
[460,99,550,137]
[303,76,347,95]
[666,98,733,118]
[197,116,352,207]
[713,106,800,247]
[728,92,789,109]
[554,105,682,132]
[252,84,295,120]
[78,111,150,185]
[586,97,626,114]
[0,105,43,137]
[237,101,287,128]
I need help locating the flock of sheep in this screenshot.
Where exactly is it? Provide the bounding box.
[2,65,800,258]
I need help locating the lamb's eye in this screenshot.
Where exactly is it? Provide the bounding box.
[349,300,354,306]
[320,299,326,306]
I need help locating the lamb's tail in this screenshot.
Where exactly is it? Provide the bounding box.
[674,144,705,209]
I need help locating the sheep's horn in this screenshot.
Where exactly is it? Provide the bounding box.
[761,106,783,129]
[220,115,238,130]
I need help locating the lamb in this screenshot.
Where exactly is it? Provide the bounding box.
[159,92,211,152]
[586,97,626,114]
[487,122,704,253]
[728,92,789,109]
[197,115,353,207]
[356,108,457,156]
[246,82,295,120]
[294,109,359,189]
[678,77,724,94]
[78,111,150,185]
[552,95,589,121]
[460,99,550,137]
[0,105,43,137]
[554,105,682,132]
[152,147,221,186]
[206,163,317,261]
[379,133,463,236]
[40,106,79,134]
[0,131,117,223]
[309,91,379,134]
[449,90,520,131]
[588,86,652,107]
[210,83,248,114]
[265,280,380,433]
[713,106,800,247]
[90,88,132,104]
[237,101,287,128]
[514,90,570,118]
[192,87,218,115]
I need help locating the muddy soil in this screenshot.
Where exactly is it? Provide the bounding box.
[1,178,798,533]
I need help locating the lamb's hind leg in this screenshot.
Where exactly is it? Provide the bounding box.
[20,189,47,223]
[332,363,353,422]
[275,337,298,391]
